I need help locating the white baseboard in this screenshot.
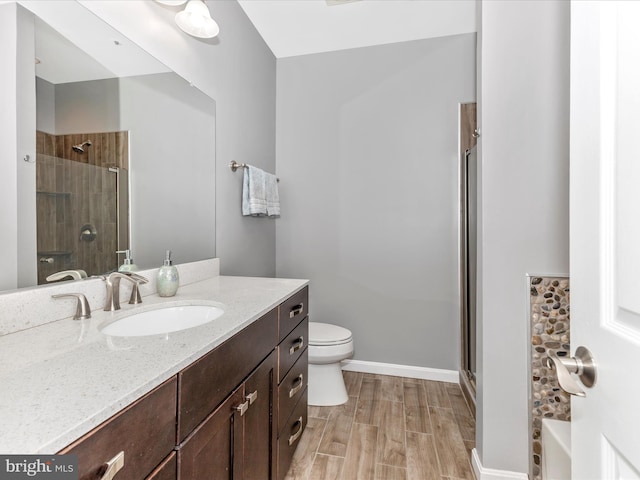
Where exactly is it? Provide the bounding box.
[341,359,459,383]
[471,449,529,480]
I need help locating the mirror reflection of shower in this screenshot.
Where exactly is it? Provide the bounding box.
[72,140,92,153]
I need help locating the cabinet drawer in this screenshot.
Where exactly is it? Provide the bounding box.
[178,307,278,441]
[277,388,308,480]
[278,286,308,342]
[59,377,177,480]
[277,349,308,435]
[278,317,308,383]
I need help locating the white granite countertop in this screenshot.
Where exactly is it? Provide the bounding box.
[0,275,308,454]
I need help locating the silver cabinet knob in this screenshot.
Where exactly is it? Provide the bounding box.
[545,346,596,397]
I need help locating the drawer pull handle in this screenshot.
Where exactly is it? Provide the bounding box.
[101,451,124,480]
[289,303,304,318]
[235,400,249,416]
[246,390,258,405]
[288,417,304,446]
[289,336,304,355]
[289,374,304,398]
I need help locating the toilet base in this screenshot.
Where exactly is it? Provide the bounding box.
[308,362,348,406]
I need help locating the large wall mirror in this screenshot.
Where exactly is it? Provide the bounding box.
[11,1,216,290]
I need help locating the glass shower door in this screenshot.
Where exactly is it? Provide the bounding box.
[35,153,127,283]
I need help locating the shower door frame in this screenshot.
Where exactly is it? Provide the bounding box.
[458,102,477,416]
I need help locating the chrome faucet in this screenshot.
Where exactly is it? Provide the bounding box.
[52,293,91,320]
[46,269,88,282]
[102,272,149,311]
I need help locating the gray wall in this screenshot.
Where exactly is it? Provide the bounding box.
[51,73,216,269]
[78,0,277,277]
[35,77,55,133]
[119,74,216,268]
[54,78,120,135]
[276,34,476,369]
[476,0,570,474]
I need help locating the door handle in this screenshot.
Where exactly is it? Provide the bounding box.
[545,346,596,397]
[235,400,249,416]
[246,390,258,405]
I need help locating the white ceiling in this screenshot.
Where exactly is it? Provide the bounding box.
[236,0,477,59]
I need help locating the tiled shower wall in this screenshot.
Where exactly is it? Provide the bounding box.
[529,276,571,480]
[36,131,128,284]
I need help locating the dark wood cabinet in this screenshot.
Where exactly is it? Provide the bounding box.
[178,387,244,479]
[178,352,276,480]
[178,351,276,480]
[59,377,177,480]
[177,308,278,442]
[275,286,309,480]
[243,351,277,480]
[59,287,309,480]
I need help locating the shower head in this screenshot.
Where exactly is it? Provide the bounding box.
[72,140,92,153]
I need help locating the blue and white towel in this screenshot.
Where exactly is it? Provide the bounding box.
[242,166,280,217]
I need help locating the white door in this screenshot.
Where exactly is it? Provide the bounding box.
[571,1,640,478]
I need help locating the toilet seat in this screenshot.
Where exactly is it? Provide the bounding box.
[309,322,352,346]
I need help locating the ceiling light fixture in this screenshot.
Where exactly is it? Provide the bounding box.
[175,0,219,39]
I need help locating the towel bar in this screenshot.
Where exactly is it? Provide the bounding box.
[230,160,279,182]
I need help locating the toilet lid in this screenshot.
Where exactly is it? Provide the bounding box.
[309,322,352,346]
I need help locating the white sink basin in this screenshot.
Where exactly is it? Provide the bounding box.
[100,304,224,337]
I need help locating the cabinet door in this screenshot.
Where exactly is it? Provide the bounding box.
[178,387,244,480]
[243,351,276,480]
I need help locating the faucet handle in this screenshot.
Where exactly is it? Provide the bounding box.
[52,293,92,320]
[127,272,149,284]
[103,271,150,311]
[127,273,149,305]
[46,270,88,282]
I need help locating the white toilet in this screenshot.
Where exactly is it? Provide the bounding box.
[308,322,354,406]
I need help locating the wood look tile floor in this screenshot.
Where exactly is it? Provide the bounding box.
[285,372,475,480]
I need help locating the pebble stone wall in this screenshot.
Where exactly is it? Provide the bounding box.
[529,276,571,480]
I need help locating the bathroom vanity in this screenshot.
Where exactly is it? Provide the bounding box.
[0,261,308,480]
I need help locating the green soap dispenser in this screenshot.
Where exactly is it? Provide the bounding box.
[157,250,179,297]
[117,250,138,272]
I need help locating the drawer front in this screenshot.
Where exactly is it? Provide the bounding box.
[60,376,177,480]
[279,286,308,342]
[278,316,308,383]
[277,349,308,435]
[277,388,308,480]
[178,307,278,441]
